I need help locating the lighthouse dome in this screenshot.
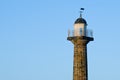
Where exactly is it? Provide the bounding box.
[74,18,87,26]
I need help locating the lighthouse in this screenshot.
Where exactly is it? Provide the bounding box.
[67,8,94,80]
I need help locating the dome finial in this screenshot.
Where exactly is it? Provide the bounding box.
[80,8,84,18]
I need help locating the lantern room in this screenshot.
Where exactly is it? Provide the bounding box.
[74,17,87,36]
[74,8,87,36]
[68,8,93,38]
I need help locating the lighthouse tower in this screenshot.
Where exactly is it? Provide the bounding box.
[67,8,94,80]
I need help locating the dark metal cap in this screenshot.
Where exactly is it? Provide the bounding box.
[74,18,87,26]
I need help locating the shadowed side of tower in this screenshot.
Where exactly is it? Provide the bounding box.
[67,8,94,80]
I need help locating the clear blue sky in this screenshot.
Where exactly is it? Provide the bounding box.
[0,0,120,80]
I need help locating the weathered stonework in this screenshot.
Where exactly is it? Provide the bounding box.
[67,36,93,80]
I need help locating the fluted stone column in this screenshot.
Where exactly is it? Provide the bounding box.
[67,36,93,80]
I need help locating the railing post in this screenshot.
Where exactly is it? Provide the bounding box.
[68,29,70,37]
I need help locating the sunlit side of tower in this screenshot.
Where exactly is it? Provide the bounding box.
[67,8,94,80]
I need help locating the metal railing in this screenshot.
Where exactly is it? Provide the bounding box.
[68,29,93,37]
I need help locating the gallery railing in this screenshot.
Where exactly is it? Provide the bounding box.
[68,29,93,38]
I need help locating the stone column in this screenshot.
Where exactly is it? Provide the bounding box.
[67,36,93,80]
[73,38,88,80]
